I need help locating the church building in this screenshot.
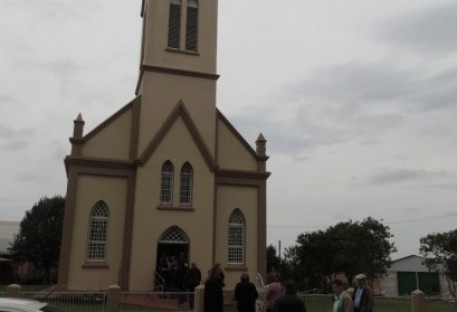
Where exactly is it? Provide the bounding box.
[58,0,270,291]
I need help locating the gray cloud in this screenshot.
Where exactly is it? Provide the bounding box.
[367,168,454,185]
[234,57,457,156]
[0,125,34,151]
[377,3,457,55]
[0,93,15,104]
[4,0,102,20]
[298,63,457,113]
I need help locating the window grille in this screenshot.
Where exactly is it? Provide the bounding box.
[168,0,181,49]
[160,161,174,204]
[228,209,245,264]
[159,226,189,244]
[180,162,193,205]
[185,0,199,51]
[86,201,109,261]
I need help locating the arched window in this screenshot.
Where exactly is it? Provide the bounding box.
[86,201,109,262]
[160,161,174,204]
[180,162,193,205]
[168,0,182,49]
[159,226,189,244]
[228,209,245,264]
[185,0,199,51]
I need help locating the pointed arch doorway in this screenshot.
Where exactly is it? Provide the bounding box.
[155,226,190,291]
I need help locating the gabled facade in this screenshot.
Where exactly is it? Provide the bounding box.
[58,0,269,291]
[378,255,448,298]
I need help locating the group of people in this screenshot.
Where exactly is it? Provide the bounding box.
[156,254,202,309]
[231,271,374,312]
[157,253,197,292]
[332,274,374,312]
[168,261,373,312]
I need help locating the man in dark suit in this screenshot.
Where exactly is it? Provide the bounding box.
[274,280,306,312]
[352,274,374,312]
[234,273,259,312]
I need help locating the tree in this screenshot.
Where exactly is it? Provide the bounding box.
[282,217,395,291]
[328,217,396,283]
[420,229,457,302]
[9,195,65,283]
[266,244,281,274]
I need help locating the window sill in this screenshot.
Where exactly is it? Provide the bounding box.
[225,265,248,271]
[82,263,109,269]
[165,47,200,56]
[157,205,194,212]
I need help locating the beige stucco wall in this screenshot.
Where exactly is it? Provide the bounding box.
[215,185,259,290]
[217,120,258,171]
[81,109,132,160]
[142,0,218,74]
[128,117,215,290]
[138,71,217,157]
[66,175,128,290]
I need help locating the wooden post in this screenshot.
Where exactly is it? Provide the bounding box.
[5,284,21,298]
[106,284,121,312]
[411,289,425,312]
[194,284,205,312]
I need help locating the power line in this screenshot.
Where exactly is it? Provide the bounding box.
[267,213,457,231]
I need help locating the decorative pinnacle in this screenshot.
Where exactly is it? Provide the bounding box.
[73,113,85,139]
[256,132,267,156]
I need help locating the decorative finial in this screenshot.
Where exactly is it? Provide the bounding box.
[256,132,267,156]
[73,113,85,139]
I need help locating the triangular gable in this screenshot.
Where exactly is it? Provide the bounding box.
[392,255,423,263]
[83,95,141,141]
[216,109,259,159]
[390,255,429,272]
[137,101,216,170]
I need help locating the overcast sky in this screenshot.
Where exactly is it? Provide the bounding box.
[1,0,457,259]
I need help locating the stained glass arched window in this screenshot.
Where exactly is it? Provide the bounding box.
[160,161,174,204]
[86,201,109,262]
[180,162,193,205]
[159,226,189,244]
[228,209,245,264]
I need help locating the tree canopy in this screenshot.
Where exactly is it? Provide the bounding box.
[9,195,65,283]
[282,217,396,291]
[267,244,281,273]
[420,229,457,301]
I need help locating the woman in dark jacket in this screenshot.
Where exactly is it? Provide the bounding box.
[204,263,225,312]
[234,273,259,312]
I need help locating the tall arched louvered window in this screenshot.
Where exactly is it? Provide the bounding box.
[180,162,193,205]
[185,0,199,51]
[168,0,182,49]
[86,201,109,262]
[160,161,174,204]
[228,209,245,264]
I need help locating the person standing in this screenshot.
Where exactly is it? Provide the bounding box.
[352,274,374,312]
[184,262,202,310]
[203,263,225,312]
[274,280,306,312]
[265,273,283,312]
[234,273,259,312]
[332,279,354,312]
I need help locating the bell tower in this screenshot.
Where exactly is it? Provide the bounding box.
[135,0,219,156]
[58,0,268,291]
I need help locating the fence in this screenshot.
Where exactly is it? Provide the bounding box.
[298,292,455,312]
[2,284,456,312]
